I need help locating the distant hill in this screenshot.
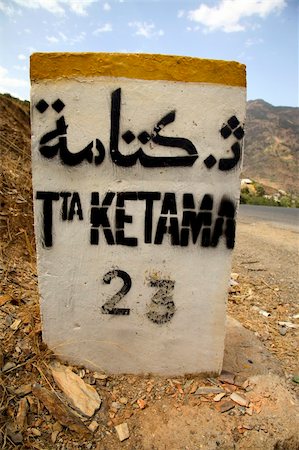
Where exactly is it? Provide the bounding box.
[243,99,298,195]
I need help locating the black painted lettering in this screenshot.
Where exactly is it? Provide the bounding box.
[36,191,59,247]
[201,227,211,247]
[147,278,175,324]
[211,196,236,248]
[68,192,83,221]
[102,269,132,315]
[154,217,167,245]
[180,194,213,246]
[60,192,71,220]
[116,192,138,207]
[183,193,195,209]
[90,192,115,245]
[169,218,180,245]
[110,88,198,167]
[225,218,236,249]
[116,192,138,246]
[39,116,96,166]
[161,193,177,215]
[211,217,224,247]
[138,192,161,243]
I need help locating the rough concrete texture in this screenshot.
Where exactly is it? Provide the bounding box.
[224,316,283,377]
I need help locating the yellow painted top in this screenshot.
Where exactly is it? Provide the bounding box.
[30,53,246,87]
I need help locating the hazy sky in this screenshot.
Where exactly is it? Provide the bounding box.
[0,0,298,106]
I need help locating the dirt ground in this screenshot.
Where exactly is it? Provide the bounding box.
[0,94,298,449]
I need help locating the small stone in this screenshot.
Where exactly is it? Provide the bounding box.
[111,401,121,410]
[195,386,225,396]
[16,398,28,430]
[214,393,226,402]
[14,384,32,396]
[0,294,12,306]
[137,398,147,409]
[6,315,13,326]
[239,406,247,415]
[259,310,271,317]
[278,321,299,329]
[279,326,287,336]
[183,380,193,390]
[217,400,235,413]
[218,371,235,385]
[7,427,23,444]
[230,392,249,407]
[115,422,129,442]
[189,382,198,394]
[2,361,16,372]
[52,422,63,433]
[88,420,99,433]
[119,397,128,404]
[10,319,22,331]
[50,362,101,417]
[93,372,108,380]
[51,430,59,443]
[31,428,42,436]
[146,384,154,393]
[242,379,250,389]
[32,384,90,436]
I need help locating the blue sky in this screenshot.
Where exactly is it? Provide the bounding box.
[0,0,298,106]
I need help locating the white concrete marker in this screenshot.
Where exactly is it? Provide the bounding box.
[31,53,246,375]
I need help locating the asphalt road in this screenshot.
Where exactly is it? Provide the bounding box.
[238,205,299,232]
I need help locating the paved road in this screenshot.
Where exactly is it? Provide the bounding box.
[238,205,299,232]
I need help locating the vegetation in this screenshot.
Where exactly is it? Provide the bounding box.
[240,181,299,208]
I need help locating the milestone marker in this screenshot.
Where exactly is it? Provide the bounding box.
[31,52,246,374]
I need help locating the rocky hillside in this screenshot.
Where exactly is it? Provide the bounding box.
[244,99,298,194]
[0,94,32,259]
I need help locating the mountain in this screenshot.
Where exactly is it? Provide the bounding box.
[243,99,298,194]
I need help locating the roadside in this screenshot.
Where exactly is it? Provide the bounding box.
[231,219,298,378]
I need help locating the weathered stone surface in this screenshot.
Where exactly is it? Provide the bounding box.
[50,362,101,417]
[230,392,249,407]
[6,426,23,444]
[88,420,99,433]
[14,384,32,396]
[16,398,28,430]
[213,392,226,402]
[218,370,235,385]
[32,383,90,435]
[115,422,130,442]
[223,316,283,377]
[194,386,225,396]
[217,400,235,413]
